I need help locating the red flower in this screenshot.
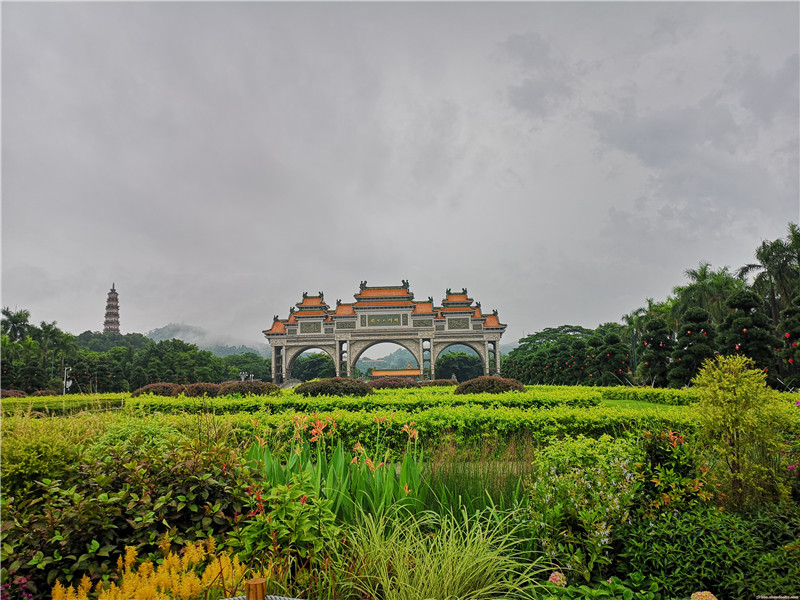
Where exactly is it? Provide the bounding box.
[786,333,791,338]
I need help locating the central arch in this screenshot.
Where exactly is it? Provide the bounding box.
[353,340,421,377]
[284,344,337,382]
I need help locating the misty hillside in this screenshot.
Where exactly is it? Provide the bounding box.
[146,323,268,357]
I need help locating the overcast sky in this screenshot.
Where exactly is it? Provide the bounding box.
[2,1,798,350]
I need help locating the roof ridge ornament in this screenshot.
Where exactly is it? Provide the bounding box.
[402,279,409,289]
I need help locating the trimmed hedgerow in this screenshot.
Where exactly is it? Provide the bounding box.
[454,376,525,395]
[1,389,27,398]
[31,390,59,397]
[294,377,374,398]
[218,380,280,397]
[131,382,185,397]
[182,382,221,398]
[419,379,459,387]
[368,377,420,390]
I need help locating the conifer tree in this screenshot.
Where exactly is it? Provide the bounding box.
[668,307,717,388]
[596,333,630,386]
[717,290,779,380]
[639,317,674,387]
[777,296,800,387]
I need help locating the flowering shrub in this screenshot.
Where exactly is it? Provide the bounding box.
[525,435,642,582]
[548,571,567,587]
[51,538,247,600]
[1,389,26,398]
[690,591,718,600]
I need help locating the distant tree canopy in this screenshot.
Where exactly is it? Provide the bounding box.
[435,352,483,382]
[503,222,800,389]
[2,314,271,394]
[292,352,335,382]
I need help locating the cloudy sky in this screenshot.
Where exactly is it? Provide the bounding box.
[2,1,798,350]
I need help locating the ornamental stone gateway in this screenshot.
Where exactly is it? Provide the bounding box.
[263,281,506,384]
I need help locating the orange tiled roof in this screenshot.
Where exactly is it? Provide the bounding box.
[354,300,415,307]
[483,315,505,328]
[264,321,286,334]
[333,304,356,315]
[445,294,469,303]
[473,308,483,318]
[372,369,422,376]
[435,311,444,319]
[323,316,334,323]
[297,297,325,307]
[293,310,327,316]
[442,306,473,312]
[356,288,413,298]
[413,302,434,313]
[287,314,298,323]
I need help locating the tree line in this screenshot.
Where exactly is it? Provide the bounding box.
[502,223,800,389]
[0,319,270,394]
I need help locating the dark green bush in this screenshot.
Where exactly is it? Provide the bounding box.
[368,377,420,389]
[218,380,280,396]
[182,382,221,397]
[130,382,185,397]
[1,436,259,596]
[615,506,761,598]
[419,379,459,387]
[454,376,525,394]
[0,435,81,497]
[1,389,26,398]
[293,377,374,397]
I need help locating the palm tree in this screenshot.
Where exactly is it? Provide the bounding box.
[1,307,31,342]
[738,235,799,326]
[673,262,745,325]
[34,321,62,378]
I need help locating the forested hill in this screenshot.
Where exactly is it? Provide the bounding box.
[146,323,267,357]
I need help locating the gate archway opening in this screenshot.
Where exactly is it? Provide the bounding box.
[434,343,484,382]
[287,347,336,382]
[354,341,421,379]
[264,282,506,384]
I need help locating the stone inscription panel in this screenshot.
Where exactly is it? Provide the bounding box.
[413,319,433,328]
[368,314,401,326]
[448,318,469,330]
[336,321,356,329]
[300,322,321,334]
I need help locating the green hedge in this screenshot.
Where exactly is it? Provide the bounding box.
[126,387,602,415]
[0,394,127,416]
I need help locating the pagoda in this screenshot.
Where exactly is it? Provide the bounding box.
[103,283,120,333]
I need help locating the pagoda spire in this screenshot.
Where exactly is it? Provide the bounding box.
[103,284,120,334]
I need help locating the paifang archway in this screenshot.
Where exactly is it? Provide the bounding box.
[263,281,506,383]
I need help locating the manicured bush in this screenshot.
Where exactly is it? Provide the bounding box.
[31,389,59,397]
[218,380,280,397]
[368,377,420,389]
[182,382,221,397]
[419,379,459,387]
[293,377,373,397]
[1,389,26,398]
[616,505,761,598]
[454,375,525,394]
[0,434,82,497]
[131,382,185,397]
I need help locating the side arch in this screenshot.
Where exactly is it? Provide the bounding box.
[431,341,489,378]
[284,344,337,381]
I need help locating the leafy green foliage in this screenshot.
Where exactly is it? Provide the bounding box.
[367,377,420,389]
[232,470,341,572]
[218,380,280,396]
[182,382,221,397]
[638,317,673,387]
[130,382,185,397]
[419,379,459,386]
[668,308,717,388]
[293,377,373,397]
[435,351,483,382]
[692,354,792,506]
[291,353,335,382]
[454,375,525,394]
[717,290,779,377]
[525,435,642,582]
